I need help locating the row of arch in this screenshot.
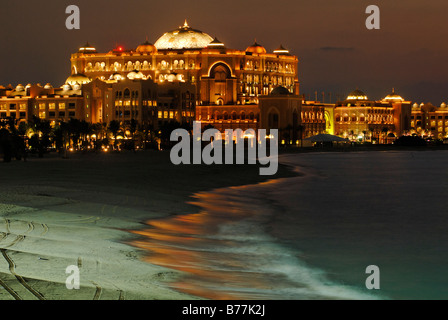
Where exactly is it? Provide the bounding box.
[240,74,294,87]
[158,59,196,70]
[302,111,325,121]
[83,59,295,75]
[85,61,151,73]
[115,88,141,99]
[84,59,199,73]
[208,111,257,121]
[241,61,294,73]
[335,113,394,123]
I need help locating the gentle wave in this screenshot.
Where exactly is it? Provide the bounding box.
[133,170,383,300]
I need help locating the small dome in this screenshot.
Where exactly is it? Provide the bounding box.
[154,20,213,50]
[422,103,436,112]
[207,37,225,48]
[167,73,177,82]
[441,102,447,108]
[273,45,290,55]
[246,41,267,54]
[78,42,97,54]
[136,40,157,54]
[62,84,71,91]
[127,70,145,80]
[383,88,404,102]
[270,86,292,95]
[413,103,419,108]
[66,73,91,86]
[15,84,25,91]
[110,73,124,81]
[44,83,53,89]
[347,89,368,101]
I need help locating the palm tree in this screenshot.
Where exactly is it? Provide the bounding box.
[68,118,82,149]
[381,127,389,144]
[108,120,121,150]
[29,116,51,157]
[79,120,92,149]
[0,128,12,162]
[17,122,29,160]
[129,119,138,151]
[159,121,182,148]
[297,124,305,147]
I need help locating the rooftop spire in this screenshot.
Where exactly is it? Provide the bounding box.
[183,19,189,28]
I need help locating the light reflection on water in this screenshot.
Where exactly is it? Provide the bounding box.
[128,178,379,300]
[129,185,292,300]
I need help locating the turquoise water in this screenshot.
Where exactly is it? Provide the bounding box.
[273,151,448,299]
[138,151,448,300]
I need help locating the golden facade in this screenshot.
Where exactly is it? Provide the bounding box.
[333,89,411,142]
[411,102,448,139]
[69,20,299,131]
[1,20,419,144]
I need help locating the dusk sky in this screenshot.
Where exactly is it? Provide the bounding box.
[1,0,447,104]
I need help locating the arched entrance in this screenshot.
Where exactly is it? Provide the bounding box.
[207,62,235,105]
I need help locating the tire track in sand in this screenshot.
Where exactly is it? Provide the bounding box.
[4,219,10,234]
[2,235,25,249]
[91,281,102,300]
[0,232,7,242]
[0,249,46,300]
[40,223,49,236]
[0,277,22,300]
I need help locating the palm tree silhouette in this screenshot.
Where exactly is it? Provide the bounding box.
[108,120,121,150]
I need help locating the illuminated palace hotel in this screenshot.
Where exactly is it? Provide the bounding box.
[0,20,426,141]
[1,20,300,133]
[68,20,299,131]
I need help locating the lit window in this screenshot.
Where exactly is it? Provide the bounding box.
[158,111,162,119]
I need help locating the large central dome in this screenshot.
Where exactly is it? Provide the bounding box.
[154,20,214,50]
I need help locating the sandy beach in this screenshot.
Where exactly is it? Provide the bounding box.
[0,150,293,300]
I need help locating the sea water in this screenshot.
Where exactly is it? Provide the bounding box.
[134,151,448,300]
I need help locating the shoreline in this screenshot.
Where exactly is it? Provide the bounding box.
[136,149,448,300]
[2,149,446,299]
[0,150,297,300]
[130,156,381,300]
